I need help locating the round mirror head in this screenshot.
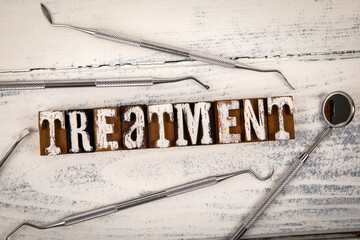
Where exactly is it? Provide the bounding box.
[322,91,355,128]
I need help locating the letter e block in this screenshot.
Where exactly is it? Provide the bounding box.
[214,100,242,144]
[93,107,121,151]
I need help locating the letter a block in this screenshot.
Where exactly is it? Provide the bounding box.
[120,105,148,150]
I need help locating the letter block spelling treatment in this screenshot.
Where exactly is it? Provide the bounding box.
[38,96,295,155]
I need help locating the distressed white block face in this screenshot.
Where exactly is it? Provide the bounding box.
[267,96,294,140]
[148,104,174,148]
[243,99,266,141]
[39,111,65,155]
[216,101,241,144]
[123,106,145,149]
[68,111,93,153]
[174,102,213,146]
[94,108,119,151]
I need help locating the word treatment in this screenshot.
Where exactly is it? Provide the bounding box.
[38,96,295,155]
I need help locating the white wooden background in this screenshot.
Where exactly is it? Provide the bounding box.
[0,0,359,239]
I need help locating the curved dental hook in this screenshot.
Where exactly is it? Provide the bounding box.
[5,222,52,240]
[40,3,294,90]
[235,65,295,90]
[0,129,30,170]
[4,167,273,239]
[153,76,210,90]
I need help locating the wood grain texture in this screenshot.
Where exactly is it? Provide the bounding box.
[0,0,360,239]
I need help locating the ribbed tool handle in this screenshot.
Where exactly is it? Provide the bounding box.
[189,51,237,68]
[244,158,304,228]
[95,77,154,87]
[94,29,142,47]
[63,204,118,226]
[0,80,45,90]
[165,177,218,197]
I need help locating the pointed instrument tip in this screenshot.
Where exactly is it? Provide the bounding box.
[40,3,53,24]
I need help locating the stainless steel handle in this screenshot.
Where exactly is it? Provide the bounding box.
[94,29,142,47]
[0,80,45,90]
[95,77,154,87]
[63,204,119,226]
[189,51,238,68]
[165,177,218,197]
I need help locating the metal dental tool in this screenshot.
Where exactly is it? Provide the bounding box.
[0,76,209,91]
[5,168,273,240]
[230,91,356,240]
[40,4,294,90]
[0,129,30,170]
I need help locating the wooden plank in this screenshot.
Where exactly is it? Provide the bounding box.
[0,0,360,239]
[0,0,359,71]
[0,55,359,239]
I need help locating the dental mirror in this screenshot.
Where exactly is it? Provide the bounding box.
[230,91,356,240]
[322,91,355,128]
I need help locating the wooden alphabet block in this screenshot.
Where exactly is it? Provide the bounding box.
[147,104,175,148]
[174,102,215,146]
[120,105,147,150]
[38,110,67,155]
[241,98,268,142]
[214,100,242,144]
[267,96,295,140]
[93,107,121,151]
[65,109,95,153]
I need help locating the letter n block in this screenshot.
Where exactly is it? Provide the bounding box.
[267,96,295,140]
[38,110,67,156]
[241,98,268,142]
[214,100,242,144]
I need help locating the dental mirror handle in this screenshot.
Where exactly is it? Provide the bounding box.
[0,76,209,91]
[230,127,333,240]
